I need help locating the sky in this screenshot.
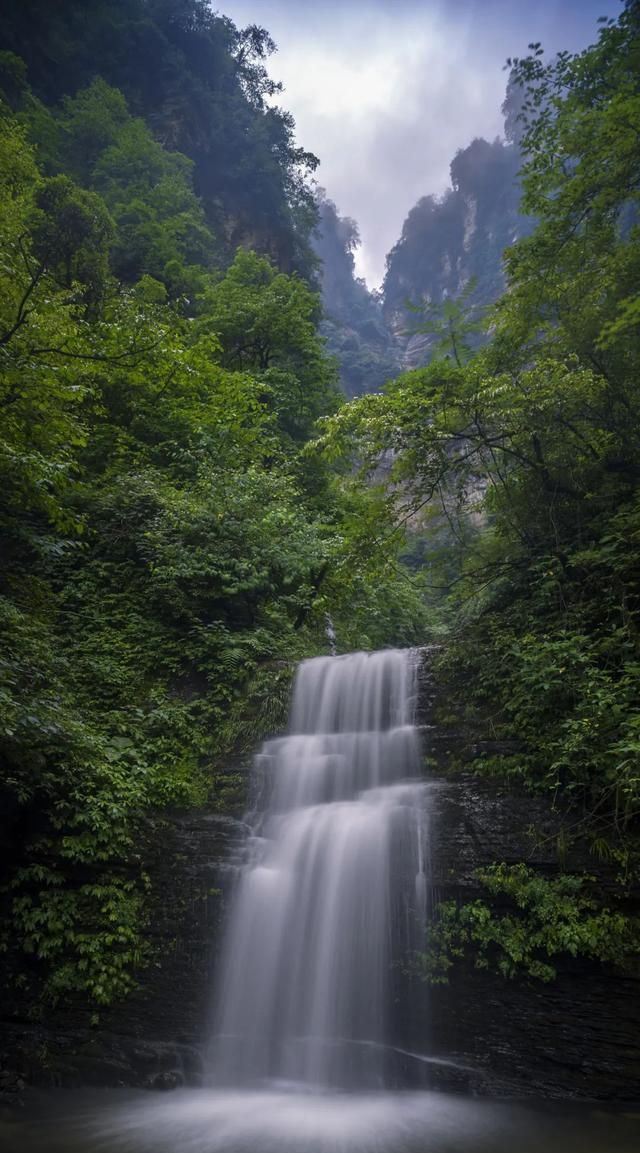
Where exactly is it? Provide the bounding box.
[218,0,621,287]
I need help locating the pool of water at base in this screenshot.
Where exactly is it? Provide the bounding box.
[2,1087,639,1153]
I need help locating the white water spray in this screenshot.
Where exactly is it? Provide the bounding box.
[209,649,427,1088]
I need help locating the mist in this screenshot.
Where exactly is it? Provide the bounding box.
[220,0,620,285]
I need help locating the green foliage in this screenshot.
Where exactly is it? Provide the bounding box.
[0,72,422,1014]
[32,174,115,304]
[0,117,89,537]
[8,73,217,295]
[201,248,341,442]
[313,477,429,651]
[416,864,640,984]
[7,871,150,1006]
[505,6,640,371]
[0,0,320,274]
[217,662,295,756]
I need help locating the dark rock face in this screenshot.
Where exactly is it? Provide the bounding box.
[400,655,640,1100]
[397,770,640,1100]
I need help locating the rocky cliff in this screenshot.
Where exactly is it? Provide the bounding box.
[384,137,531,371]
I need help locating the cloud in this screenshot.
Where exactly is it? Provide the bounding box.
[219,0,620,287]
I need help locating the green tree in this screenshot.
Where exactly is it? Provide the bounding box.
[0,0,320,274]
[202,249,341,443]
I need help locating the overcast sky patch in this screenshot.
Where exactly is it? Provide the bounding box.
[219,0,621,286]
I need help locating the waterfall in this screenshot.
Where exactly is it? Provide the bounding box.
[32,651,632,1153]
[209,649,427,1089]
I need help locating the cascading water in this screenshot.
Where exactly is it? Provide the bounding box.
[209,648,427,1089]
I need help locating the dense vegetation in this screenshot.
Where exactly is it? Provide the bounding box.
[320,3,640,966]
[0,0,319,274]
[0,5,424,1009]
[418,864,638,984]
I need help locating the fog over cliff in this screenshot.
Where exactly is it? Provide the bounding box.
[220,0,620,286]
